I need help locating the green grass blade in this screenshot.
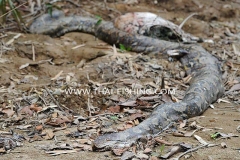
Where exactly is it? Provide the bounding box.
[7,0,23,28]
[0,0,7,23]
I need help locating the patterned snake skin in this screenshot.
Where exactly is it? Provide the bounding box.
[30,11,224,149]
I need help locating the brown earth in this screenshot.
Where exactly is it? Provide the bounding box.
[0,0,239,159]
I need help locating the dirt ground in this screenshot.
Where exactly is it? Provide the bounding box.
[0,0,240,159]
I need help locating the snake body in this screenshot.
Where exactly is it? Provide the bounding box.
[30,11,224,149]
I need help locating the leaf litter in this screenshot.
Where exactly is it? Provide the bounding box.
[0,0,240,159]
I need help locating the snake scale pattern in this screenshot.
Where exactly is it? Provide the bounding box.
[30,11,224,149]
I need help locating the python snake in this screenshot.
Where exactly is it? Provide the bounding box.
[30,11,224,149]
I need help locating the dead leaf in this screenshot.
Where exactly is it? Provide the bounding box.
[42,129,55,140]
[125,121,134,129]
[136,99,151,106]
[150,156,159,160]
[29,104,42,112]
[121,151,135,160]
[52,112,58,118]
[161,94,173,103]
[72,143,92,151]
[120,101,137,107]
[75,139,88,144]
[20,106,33,116]
[36,125,43,131]
[2,109,15,117]
[194,135,208,145]
[179,120,187,128]
[123,108,138,114]
[154,138,172,146]
[47,116,72,126]
[108,105,121,113]
[218,132,239,139]
[53,126,67,132]
[112,148,128,156]
[30,134,42,142]
[136,152,149,159]
[129,113,143,121]
[143,148,152,154]
[184,130,197,137]
[226,83,240,93]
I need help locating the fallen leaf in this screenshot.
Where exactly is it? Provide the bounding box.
[42,129,55,140]
[161,94,173,103]
[112,148,128,156]
[226,83,240,93]
[29,104,42,112]
[150,156,159,160]
[129,113,143,121]
[143,148,152,154]
[20,106,33,116]
[179,120,187,128]
[123,108,138,114]
[136,152,149,159]
[194,135,208,145]
[184,130,197,137]
[35,125,43,131]
[72,143,92,151]
[75,139,88,144]
[52,112,58,118]
[125,121,134,129]
[121,151,135,160]
[2,109,15,117]
[218,132,239,139]
[108,105,121,113]
[120,101,137,107]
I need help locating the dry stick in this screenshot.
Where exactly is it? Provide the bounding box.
[179,13,197,29]
[44,86,73,114]
[172,144,208,160]
[66,0,81,7]
[38,94,48,106]
[0,2,27,19]
[87,97,92,116]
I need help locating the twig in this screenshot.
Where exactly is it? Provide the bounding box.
[0,2,27,19]
[87,112,120,119]
[44,86,64,112]
[179,13,197,29]
[38,94,48,106]
[172,144,208,160]
[87,97,92,116]
[66,0,81,7]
